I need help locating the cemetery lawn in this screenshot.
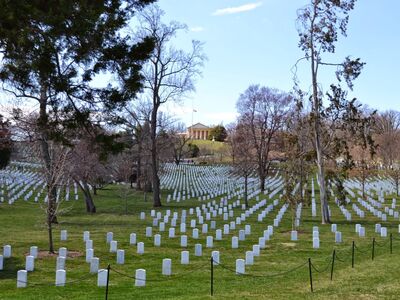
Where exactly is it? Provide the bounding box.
[1,185,400,299]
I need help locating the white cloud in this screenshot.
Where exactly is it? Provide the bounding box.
[212,2,262,16]
[190,26,205,32]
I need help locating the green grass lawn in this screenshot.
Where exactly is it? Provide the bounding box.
[1,184,400,299]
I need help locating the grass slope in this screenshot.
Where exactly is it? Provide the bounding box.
[0,184,400,299]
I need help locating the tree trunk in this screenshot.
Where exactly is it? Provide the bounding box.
[244,174,248,208]
[38,83,57,253]
[311,45,330,224]
[150,104,161,207]
[76,180,96,213]
[136,140,142,191]
[259,172,265,192]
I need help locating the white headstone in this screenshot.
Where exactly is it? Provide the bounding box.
[110,241,117,253]
[106,232,113,243]
[335,231,342,243]
[130,233,137,245]
[195,244,202,256]
[59,247,67,258]
[145,227,152,237]
[86,239,93,250]
[313,237,320,249]
[83,231,90,241]
[162,258,172,275]
[56,256,66,270]
[17,270,27,288]
[202,224,208,234]
[3,245,11,258]
[192,228,199,239]
[291,230,298,241]
[55,269,66,286]
[135,269,146,287]
[216,229,222,240]
[90,257,99,273]
[245,251,254,265]
[236,259,245,274]
[181,235,188,247]
[30,246,38,259]
[239,230,245,241]
[117,249,125,264]
[253,245,260,256]
[137,242,144,254]
[206,236,213,248]
[245,225,251,235]
[60,230,68,241]
[0,255,3,270]
[181,251,189,264]
[154,234,161,247]
[97,269,108,286]
[25,255,34,272]
[359,227,365,237]
[381,227,387,237]
[232,236,239,249]
[86,249,94,263]
[211,251,220,265]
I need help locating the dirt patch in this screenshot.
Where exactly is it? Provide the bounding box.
[281,242,296,247]
[25,250,83,259]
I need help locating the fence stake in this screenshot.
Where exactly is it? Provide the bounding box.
[352,241,355,268]
[372,238,375,261]
[106,264,110,300]
[330,249,335,281]
[308,258,313,292]
[210,256,214,296]
[390,233,393,254]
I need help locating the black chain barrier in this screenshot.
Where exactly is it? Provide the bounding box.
[110,261,209,282]
[15,270,101,288]
[214,260,308,278]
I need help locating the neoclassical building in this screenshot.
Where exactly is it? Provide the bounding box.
[187,123,212,140]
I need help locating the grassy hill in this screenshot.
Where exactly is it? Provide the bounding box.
[1,182,400,299]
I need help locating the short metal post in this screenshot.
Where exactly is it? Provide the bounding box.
[372,238,375,260]
[106,264,110,300]
[308,258,313,292]
[210,256,214,296]
[330,249,335,281]
[352,241,355,268]
[390,233,393,254]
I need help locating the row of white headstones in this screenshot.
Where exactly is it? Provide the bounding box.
[3,175,400,288]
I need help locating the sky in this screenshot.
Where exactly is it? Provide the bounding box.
[0,1,399,128]
[156,0,400,127]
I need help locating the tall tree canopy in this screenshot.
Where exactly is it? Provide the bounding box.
[0,114,12,169]
[236,85,293,192]
[296,0,374,224]
[0,0,155,252]
[208,125,227,142]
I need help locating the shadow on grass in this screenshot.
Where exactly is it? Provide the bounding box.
[0,257,24,280]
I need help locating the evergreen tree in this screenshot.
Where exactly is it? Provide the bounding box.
[0,0,155,253]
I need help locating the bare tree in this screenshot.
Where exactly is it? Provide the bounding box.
[229,122,257,208]
[236,85,293,192]
[67,138,112,213]
[135,5,205,207]
[167,122,191,165]
[374,110,400,167]
[295,0,369,224]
